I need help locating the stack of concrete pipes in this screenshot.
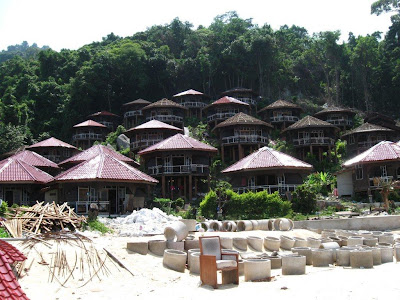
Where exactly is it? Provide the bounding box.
[201,218,295,232]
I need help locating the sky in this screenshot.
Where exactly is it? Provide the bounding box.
[0,0,395,52]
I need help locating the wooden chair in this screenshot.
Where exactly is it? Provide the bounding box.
[199,236,239,288]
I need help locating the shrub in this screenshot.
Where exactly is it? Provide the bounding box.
[153,197,184,214]
[0,227,9,238]
[0,201,8,216]
[86,220,112,234]
[292,184,317,214]
[199,190,217,219]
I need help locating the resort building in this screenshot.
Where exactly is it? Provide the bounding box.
[87,111,121,132]
[212,112,273,163]
[314,106,356,131]
[341,123,395,156]
[141,98,187,129]
[122,99,151,129]
[26,137,80,164]
[138,134,218,201]
[203,96,250,129]
[124,120,182,154]
[172,89,209,119]
[257,99,302,130]
[72,120,108,150]
[221,87,258,112]
[222,146,312,195]
[282,115,339,161]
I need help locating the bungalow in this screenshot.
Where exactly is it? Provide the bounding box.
[87,111,121,132]
[338,141,400,197]
[221,87,258,112]
[141,98,187,129]
[124,120,182,154]
[222,146,312,195]
[257,99,303,130]
[122,99,151,129]
[138,133,218,201]
[282,115,339,161]
[364,112,400,136]
[72,120,108,150]
[12,150,60,176]
[314,106,356,131]
[26,137,80,163]
[212,112,273,163]
[203,96,250,129]
[172,89,210,119]
[0,157,53,206]
[54,152,158,214]
[341,123,395,156]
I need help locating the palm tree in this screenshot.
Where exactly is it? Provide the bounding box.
[376,178,400,211]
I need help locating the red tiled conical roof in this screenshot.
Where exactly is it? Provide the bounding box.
[12,150,59,169]
[73,120,107,128]
[283,115,338,132]
[205,96,249,110]
[214,112,273,130]
[26,137,77,150]
[0,241,27,264]
[142,98,187,110]
[0,158,54,184]
[173,89,205,97]
[55,153,157,184]
[125,120,182,134]
[138,134,217,155]
[341,122,393,137]
[258,99,302,113]
[88,111,120,118]
[222,146,312,173]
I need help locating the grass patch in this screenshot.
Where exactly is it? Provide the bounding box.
[86,220,112,234]
[0,227,10,238]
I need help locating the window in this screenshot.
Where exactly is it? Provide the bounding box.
[380,165,387,177]
[78,187,89,202]
[349,135,355,145]
[356,165,363,180]
[248,177,255,188]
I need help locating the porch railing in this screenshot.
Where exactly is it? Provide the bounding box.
[233,184,299,194]
[207,112,237,122]
[293,137,334,146]
[221,135,269,145]
[148,164,209,175]
[72,133,103,141]
[146,115,183,122]
[124,110,143,118]
[270,115,299,123]
[131,138,163,150]
[326,119,353,126]
[181,102,207,108]
[369,176,394,187]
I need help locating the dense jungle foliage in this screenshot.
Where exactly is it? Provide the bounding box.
[1,2,400,154]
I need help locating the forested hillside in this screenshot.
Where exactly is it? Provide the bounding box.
[1,8,400,154]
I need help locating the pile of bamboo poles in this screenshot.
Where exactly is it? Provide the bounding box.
[2,202,86,237]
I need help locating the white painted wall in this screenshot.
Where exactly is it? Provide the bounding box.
[337,170,353,197]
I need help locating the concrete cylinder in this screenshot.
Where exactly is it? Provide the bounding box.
[336,248,351,266]
[320,242,340,261]
[292,247,312,265]
[257,219,270,230]
[307,237,322,249]
[369,247,382,265]
[163,249,187,272]
[148,240,167,256]
[180,219,197,232]
[264,236,280,251]
[347,236,364,247]
[279,218,292,231]
[394,244,400,262]
[379,246,393,263]
[328,237,342,246]
[222,221,237,232]
[189,252,200,274]
[350,249,373,269]
[338,236,348,246]
[268,219,275,231]
[250,220,260,230]
[233,237,248,251]
[127,241,148,255]
[209,220,222,231]
[166,241,185,251]
[282,255,306,275]
[244,259,271,281]
[237,220,253,232]
[247,236,263,252]
[293,237,308,248]
[363,237,378,247]
[201,221,210,231]
[359,231,373,239]
[220,237,233,249]
[312,249,334,267]
[379,233,394,245]
[321,230,336,239]
[164,221,188,242]
[280,235,296,250]
[266,255,282,269]
[238,260,244,276]
[187,248,200,268]
[184,239,199,250]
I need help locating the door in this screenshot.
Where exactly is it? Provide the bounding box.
[109,189,118,214]
[4,191,13,206]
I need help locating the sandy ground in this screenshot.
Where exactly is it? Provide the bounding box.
[10,229,400,300]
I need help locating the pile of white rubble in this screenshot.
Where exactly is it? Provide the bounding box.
[98,208,181,237]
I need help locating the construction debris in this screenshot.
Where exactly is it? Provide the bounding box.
[2,202,86,238]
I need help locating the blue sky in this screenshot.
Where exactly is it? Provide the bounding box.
[0,0,394,51]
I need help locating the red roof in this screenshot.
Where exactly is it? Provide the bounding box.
[59,145,135,166]
[26,137,77,150]
[125,120,182,134]
[55,152,158,184]
[0,241,27,264]
[173,89,204,97]
[207,96,249,107]
[138,134,218,155]
[0,248,29,300]
[222,146,313,173]
[0,158,54,184]
[88,111,120,118]
[11,150,59,169]
[343,141,400,167]
[73,120,107,128]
